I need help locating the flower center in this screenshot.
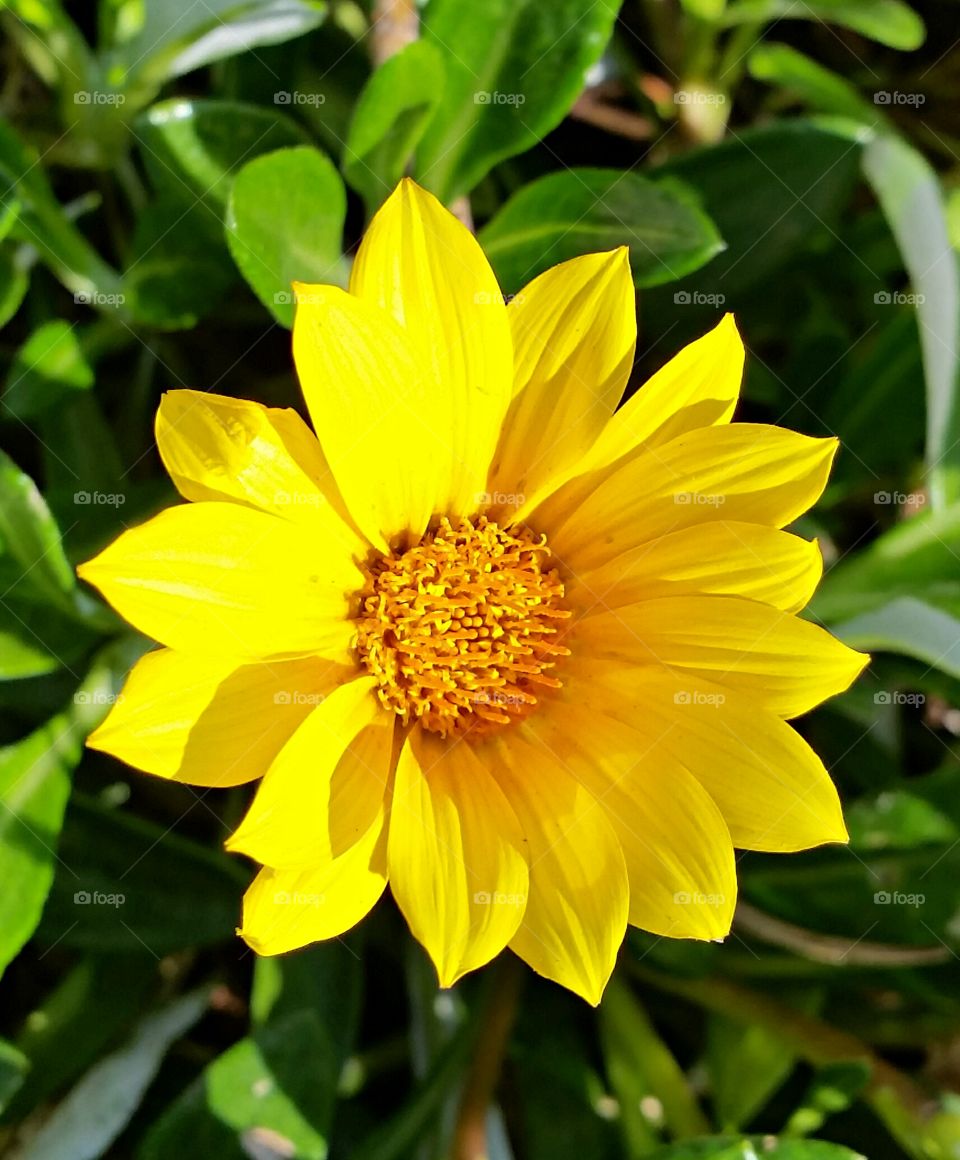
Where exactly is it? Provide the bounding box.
[355,516,571,737]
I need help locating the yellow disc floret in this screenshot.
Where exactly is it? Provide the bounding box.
[355,516,571,737]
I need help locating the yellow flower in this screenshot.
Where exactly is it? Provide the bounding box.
[79,179,868,1005]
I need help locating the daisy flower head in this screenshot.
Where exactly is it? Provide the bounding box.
[78,179,868,1005]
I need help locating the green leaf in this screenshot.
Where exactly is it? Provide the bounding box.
[106,1,328,109]
[0,448,76,610]
[0,245,29,329]
[36,788,248,956]
[785,1061,872,1136]
[135,99,309,212]
[831,596,960,678]
[479,169,724,293]
[861,132,960,508]
[0,595,96,680]
[23,989,210,1160]
[226,146,347,327]
[0,653,122,978]
[140,1011,337,1160]
[344,40,445,216]
[723,0,925,50]
[1,954,156,1123]
[415,0,620,200]
[4,321,94,421]
[747,43,881,121]
[600,977,710,1152]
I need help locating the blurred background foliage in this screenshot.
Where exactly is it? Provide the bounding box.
[0,0,959,1157]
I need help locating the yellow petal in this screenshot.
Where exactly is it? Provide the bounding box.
[227,677,393,869]
[575,595,868,718]
[387,727,529,989]
[581,313,743,472]
[77,502,358,660]
[568,522,822,616]
[535,424,837,575]
[291,281,447,548]
[348,179,513,521]
[486,249,635,518]
[88,649,351,786]
[487,730,628,1005]
[524,707,735,940]
[156,390,364,551]
[568,662,848,852]
[240,832,388,955]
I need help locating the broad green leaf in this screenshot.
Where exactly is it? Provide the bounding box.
[0,595,96,680]
[105,1,327,109]
[747,43,881,121]
[344,40,445,216]
[861,133,960,508]
[4,321,94,421]
[601,977,709,1152]
[847,790,958,852]
[23,989,209,1160]
[134,99,309,212]
[0,653,121,978]
[226,146,347,327]
[37,789,248,956]
[415,0,620,200]
[723,0,925,50]
[480,169,724,293]
[1,954,156,1124]
[0,245,29,328]
[832,596,960,678]
[0,1040,27,1115]
[650,122,860,310]
[139,1011,337,1160]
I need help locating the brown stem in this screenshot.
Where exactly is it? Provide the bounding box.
[452,955,524,1160]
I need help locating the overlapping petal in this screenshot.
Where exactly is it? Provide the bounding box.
[574,596,868,719]
[387,728,529,988]
[348,179,513,524]
[88,649,351,786]
[227,677,392,869]
[487,729,629,1005]
[533,424,838,575]
[566,522,822,616]
[156,389,364,551]
[486,249,635,518]
[78,502,359,660]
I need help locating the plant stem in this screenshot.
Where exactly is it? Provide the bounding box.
[452,956,524,1160]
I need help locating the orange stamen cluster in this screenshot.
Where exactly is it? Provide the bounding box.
[355,516,571,737]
